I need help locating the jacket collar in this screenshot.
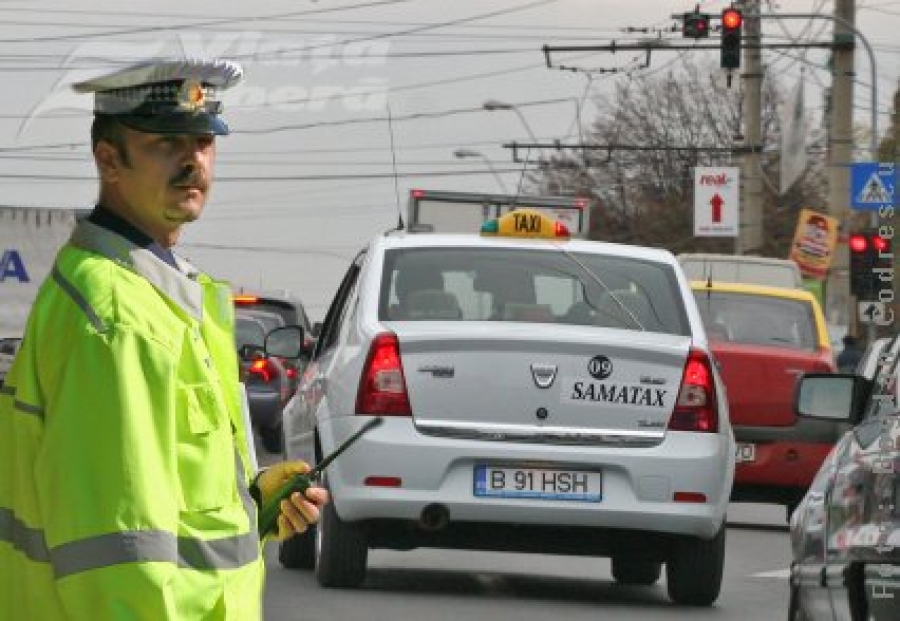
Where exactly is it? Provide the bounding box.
[69,220,205,320]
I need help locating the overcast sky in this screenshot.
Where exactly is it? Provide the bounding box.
[1,0,898,319]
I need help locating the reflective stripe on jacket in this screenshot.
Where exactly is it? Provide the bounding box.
[0,220,264,620]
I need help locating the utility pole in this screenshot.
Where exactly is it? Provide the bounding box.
[737,0,764,255]
[828,0,856,334]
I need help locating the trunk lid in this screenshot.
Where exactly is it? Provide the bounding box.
[392,323,692,444]
[711,341,832,427]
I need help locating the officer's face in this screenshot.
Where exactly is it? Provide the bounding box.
[98,127,216,246]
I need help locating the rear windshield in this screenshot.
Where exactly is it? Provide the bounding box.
[235,318,265,349]
[380,247,689,336]
[693,291,818,350]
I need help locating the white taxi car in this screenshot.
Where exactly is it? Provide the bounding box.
[280,210,735,606]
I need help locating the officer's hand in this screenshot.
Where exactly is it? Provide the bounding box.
[256,461,330,541]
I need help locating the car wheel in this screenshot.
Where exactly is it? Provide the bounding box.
[315,489,368,588]
[612,557,662,586]
[259,423,283,454]
[666,523,726,606]
[787,583,809,621]
[278,528,316,570]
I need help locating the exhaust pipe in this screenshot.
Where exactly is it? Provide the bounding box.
[418,503,449,532]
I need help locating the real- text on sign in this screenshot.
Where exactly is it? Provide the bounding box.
[694,167,739,237]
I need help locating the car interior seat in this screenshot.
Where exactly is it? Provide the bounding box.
[707,321,730,340]
[593,290,655,330]
[403,290,463,320]
[561,300,597,325]
[389,264,448,320]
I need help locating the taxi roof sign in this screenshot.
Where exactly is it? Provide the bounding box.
[480,209,570,239]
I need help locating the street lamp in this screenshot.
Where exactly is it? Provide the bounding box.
[453,148,509,194]
[482,99,539,145]
[483,98,586,163]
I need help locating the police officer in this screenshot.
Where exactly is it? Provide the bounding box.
[0,59,327,620]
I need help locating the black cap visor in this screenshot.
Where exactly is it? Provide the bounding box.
[114,110,229,136]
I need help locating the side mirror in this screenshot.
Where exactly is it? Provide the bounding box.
[795,373,870,425]
[238,343,265,361]
[266,325,305,359]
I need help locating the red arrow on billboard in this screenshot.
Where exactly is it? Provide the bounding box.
[710,193,723,223]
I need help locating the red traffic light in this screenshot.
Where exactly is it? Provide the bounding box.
[849,232,890,253]
[848,233,869,253]
[722,8,742,31]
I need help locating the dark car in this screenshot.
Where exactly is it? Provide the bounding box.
[234,311,305,456]
[233,293,317,350]
[237,308,298,390]
[789,332,900,620]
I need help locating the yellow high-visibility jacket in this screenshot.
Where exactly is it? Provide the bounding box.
[0,220,264,620]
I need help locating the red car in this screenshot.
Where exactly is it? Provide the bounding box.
[692,281,838,518]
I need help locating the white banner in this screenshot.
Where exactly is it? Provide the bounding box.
[780,75,809,195]
[0,207,77,335]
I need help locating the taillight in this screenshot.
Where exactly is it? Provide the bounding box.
[249,358,274,383]
[356,332,411,416]
[668,348,718,432]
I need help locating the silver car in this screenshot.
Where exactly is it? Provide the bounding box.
[280,213,735,606]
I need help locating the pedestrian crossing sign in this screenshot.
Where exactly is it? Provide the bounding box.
[850,162,897,210]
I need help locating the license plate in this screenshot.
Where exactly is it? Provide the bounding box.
[736,443,756,463]
[473,465,602,502]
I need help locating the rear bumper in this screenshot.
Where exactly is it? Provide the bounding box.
[734,440,833,485]
[734,417,848,444]
[363,519,714,559]
[731,420,837,501]
[317,416,732,542]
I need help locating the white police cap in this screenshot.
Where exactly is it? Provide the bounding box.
[73,58,244,136]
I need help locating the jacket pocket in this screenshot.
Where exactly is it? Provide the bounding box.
[177,383,237,512]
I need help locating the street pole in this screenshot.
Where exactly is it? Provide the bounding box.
[738,0,765,255]
[830,0,857,337]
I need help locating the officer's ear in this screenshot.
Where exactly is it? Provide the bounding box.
[94,140,124,183]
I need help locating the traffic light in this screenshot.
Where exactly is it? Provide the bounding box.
[683,11,711,39]
[849,230,892,299]
[720,8,743,70]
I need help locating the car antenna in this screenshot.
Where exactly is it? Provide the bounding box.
[385,101,405,234]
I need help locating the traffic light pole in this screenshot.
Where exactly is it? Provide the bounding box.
[737,0,764,256]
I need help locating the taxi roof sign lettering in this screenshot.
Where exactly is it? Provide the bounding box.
[480,209,570,239]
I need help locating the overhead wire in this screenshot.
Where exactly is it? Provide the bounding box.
[0,0,413,43]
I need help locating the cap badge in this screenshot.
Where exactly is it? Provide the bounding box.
[177,80,205,113]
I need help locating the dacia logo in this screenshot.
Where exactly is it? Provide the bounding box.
[0,250,29,283]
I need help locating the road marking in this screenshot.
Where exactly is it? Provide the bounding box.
[751,568,791,579]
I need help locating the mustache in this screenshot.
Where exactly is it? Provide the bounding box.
[169,166,209,189]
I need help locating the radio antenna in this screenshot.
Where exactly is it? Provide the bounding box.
[387,102,405,231]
